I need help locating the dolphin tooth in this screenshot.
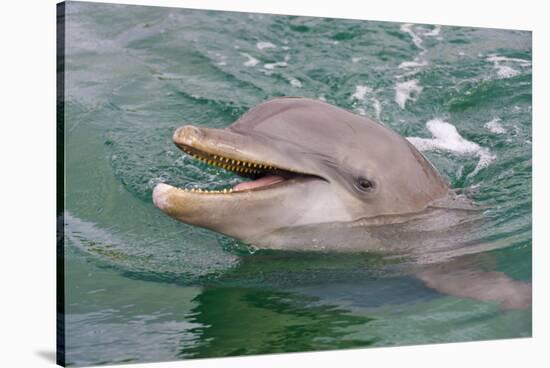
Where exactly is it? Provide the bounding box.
[231,159,235,164]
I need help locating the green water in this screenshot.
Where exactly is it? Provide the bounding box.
[61,2,532,366]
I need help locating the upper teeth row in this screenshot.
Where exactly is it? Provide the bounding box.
[187,151,274,174]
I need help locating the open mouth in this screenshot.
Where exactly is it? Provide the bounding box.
[174,142,321,194]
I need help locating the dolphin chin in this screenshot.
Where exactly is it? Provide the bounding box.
[153,97,450,249]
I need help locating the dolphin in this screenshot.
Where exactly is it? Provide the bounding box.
[152,97,454,250]
[151,97,530,309]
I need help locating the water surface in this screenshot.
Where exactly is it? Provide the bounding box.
[61,2,531,366]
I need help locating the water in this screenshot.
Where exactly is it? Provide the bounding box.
[60,2,532,366]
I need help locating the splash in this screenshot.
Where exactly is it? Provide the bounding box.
[264,61,288,69]
[351,85,372,100]
[485,118,507,134]
[394,23,442,108]
[400,23,424,50]
[240,52,259,67]
[289,78,302,88]
[486,54,530,79]
[395,80,423,109]
[256,41,276,50]
[407,119,496,178]
[351,85,382,119]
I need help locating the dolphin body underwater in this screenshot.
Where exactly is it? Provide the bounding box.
[153,97,531,309]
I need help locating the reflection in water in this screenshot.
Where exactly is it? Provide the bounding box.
[181,287,376,358]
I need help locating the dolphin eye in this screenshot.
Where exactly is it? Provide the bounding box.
[355,177,375,192]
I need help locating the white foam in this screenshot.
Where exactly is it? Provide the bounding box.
[486,55,531,65]
[398,59,428,69]
[423,25,441,37]
[351,85,382,119]
[289,78,302,88]
[486,54,530,79]
[372,99,382,120]
[256,41,276,50]
[497,65,520,78]
[400,23,424,50]
[241,53,259,67]
[484,118,507,134]
[395,79,423,109]
[352,57,363,63]
[264,61,288,69]
[407,118,496,178]
[351,85,372,101]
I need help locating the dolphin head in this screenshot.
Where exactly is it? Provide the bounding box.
[153,97,449,246]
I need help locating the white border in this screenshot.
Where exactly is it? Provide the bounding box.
[2,0,548,367]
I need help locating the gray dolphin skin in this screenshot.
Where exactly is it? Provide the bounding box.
[153,97,451,250]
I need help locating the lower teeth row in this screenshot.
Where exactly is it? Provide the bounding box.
[178,187,234,194]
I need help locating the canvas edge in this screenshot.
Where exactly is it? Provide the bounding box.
[56,2,67,367]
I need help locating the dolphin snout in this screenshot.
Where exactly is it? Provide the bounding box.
[152,183,172,211]
[173,125,203,145]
